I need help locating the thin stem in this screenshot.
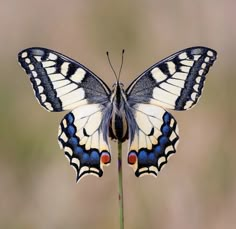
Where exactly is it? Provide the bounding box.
[118,141,124,229]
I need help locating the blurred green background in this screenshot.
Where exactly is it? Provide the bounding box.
[0,0,235,228]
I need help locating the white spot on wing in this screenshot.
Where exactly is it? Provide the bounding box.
[184,101,193,109]
[70,68,86,82]
[56,83,78,97]
[193,84,199,91]
[181,60,194,67]
[205,57,210,62]
[79,166,89,177]
[80,136,88,145]
[42,61,56,68]
[196,77,201,83]
[32,71,37,77]
[199,69,204,75]
[166,62,176,74]
[40,94,47,102]
[193,55,201,61]
[38,86,44,93]
[61,62,70,76]
[29,64,34,70]
[62,119,67,127]
[178,53,188,59]
[201,63,207,68]
[25,58,31,64]
[149,166,158,174]
[191,92,197,100]
[44,102,53,111]
[180,66,190,73]
[164,145,174,155]
[207,51,214,57]
[53,79,71,89]
[173,72,188,80]
[160,82,181,96]
[48,73,65,81]
[151,68,167,82]
[65,146,73,156]
[71,158,80,168]
[157,156,166,169]
[34,56,42,62]
[35,78,41,85]
[48,53,58,60]
[46,67,56,74]
[167,78,185,88]
[21,52,27,58]
[60,132,68,142]
[169,131,177,142]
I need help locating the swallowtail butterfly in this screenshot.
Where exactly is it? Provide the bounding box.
[18,47,217,182]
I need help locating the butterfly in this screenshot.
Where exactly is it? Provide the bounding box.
[18,46,217,182]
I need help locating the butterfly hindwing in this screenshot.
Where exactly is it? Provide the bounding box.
[58,103,111,181]
[18,48,110,112]
[127,104,179,177]
[126,47,217,110]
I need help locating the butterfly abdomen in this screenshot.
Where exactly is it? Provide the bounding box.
[109,113,128,142]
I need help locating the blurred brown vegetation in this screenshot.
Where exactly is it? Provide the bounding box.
[0,0,235,228]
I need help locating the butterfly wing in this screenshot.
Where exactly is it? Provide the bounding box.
[126,47,216,177]
[58,103,112,182]
[126,47,217,110]
[126,104,179,176]
[18,48,112,182]
[18,47,110,111]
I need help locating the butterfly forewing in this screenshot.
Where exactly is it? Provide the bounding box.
[18,48,110,112]
[126,47,217,110]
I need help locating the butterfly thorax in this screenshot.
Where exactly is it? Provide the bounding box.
[109,82,128,142]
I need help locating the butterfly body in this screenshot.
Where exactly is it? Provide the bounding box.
[109,82,129,142]
[18,46,217,182]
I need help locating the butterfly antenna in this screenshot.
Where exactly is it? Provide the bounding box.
[118,49,125,81]
[106,51,118,80]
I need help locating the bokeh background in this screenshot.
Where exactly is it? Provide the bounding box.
[0,1,235,228]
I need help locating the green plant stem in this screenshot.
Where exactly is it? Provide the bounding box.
[118,141,124,229]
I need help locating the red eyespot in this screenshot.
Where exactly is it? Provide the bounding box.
[128,152,137,165]
[101,152,111,164]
